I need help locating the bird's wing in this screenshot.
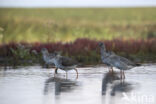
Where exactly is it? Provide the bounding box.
[118,56,135,66]
[109,52,135,66]
[107,55,129,70]
[49,53,55,58]
[61,56,78,66]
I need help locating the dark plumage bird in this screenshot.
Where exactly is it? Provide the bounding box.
[41,48,79,78]
[50,52,79,78]
[98,42,140,79]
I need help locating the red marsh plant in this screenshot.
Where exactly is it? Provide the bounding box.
[0,38,155,64]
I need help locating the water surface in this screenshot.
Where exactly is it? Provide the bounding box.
[0,64,156,104]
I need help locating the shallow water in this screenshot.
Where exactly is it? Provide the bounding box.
[0,64,156,104]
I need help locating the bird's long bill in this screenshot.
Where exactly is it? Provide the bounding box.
[75,68,78,79]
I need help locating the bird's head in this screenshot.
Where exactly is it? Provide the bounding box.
[98,42,104,47]
[41,48,49,55]
[98,42,106,48]
[98,42,107,53]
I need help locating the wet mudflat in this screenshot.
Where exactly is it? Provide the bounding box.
[0,64,156,104]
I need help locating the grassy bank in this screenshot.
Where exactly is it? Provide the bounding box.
[0,8,156,43]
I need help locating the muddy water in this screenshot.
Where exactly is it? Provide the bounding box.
[0,64,156,104]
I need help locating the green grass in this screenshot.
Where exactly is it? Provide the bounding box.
[0,8,156,43]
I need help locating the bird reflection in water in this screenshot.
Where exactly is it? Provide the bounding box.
[102,72,134,104]
[44,76,78,96]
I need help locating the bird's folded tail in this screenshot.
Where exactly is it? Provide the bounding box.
[135,63,141,66]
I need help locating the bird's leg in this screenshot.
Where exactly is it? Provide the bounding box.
[111,67,114,73]
[66,71,68,79]
[74,68,78,79]
[112,67,114,73]
[120,70,123,80]
[122,71,124,79]
[54,68,58,77]
[108,67,111,73]
[54,67,58,74]
[123,71,125,79]
[108,67,110,73]
[54,68,57,77]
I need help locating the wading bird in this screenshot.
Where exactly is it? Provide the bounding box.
[41,48,78,78]
[98,42,139,79]
[50,52,79,78]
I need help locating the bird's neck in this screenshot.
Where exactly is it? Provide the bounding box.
[53,56,63,68]
[100,47,107,58]
[43,52,49,61]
